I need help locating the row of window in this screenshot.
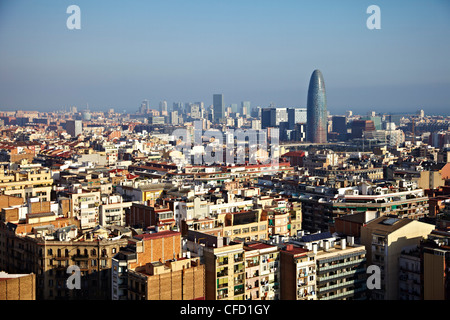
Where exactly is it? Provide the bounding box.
[45,247,117,257]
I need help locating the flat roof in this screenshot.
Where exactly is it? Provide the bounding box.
[364,216,413,234]
[281,245,309,256]
[244,242,276,251]
[133,230,181,241]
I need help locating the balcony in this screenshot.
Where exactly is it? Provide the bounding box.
[72,254,89,261]
[234,285,245,296]
[217,270,228,278]
[319,286,366,300]
[297,290,315,299]
[218,282,229,289]
[319,268,365,282]
[246,261,259,268]
[319,258,365,272]
[318,278,365,294]
[217,258,229,266]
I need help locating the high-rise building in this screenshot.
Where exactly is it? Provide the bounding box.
[66,120,82,138]
[159,100,168,113]
[332,116,347,140]
[170,111,179,125]
[213,94,224,124]
[140,100,149,114]
[241,101,251,117]
[261,108,288,129]
[361,216,435,300]
[288,108,307,130]
[351,120,376,139]
[306,69,327,143]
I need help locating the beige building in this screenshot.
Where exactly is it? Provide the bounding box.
[127,257,205,300]
[361,215,435,300]
[0,272,36,300]
[216,210,268,242]
[203,238,246,300]
[314,238,367,300]
[99,201,132,227]
[243,241,280,300]
[416,170,446,190]
[422,230,450,300]
[0,221,128,300]
[280,244,317,300]
[0,167,53,201]
[69,189,101,230]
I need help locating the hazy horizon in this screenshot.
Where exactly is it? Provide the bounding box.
[1,1,449,115]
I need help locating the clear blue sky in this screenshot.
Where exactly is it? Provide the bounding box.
[0,0,449,115]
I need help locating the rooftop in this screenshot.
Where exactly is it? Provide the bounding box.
[133,230,181,241]
[363,215,413,234]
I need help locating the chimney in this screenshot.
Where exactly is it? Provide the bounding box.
[347,236,354,246]
[286,244,294,251]
[312,243,318,254]
[324,240,330,252]
[341,238,346,250]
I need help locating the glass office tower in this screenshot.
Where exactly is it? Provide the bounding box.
[306,69,328,143]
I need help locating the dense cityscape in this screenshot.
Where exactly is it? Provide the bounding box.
[0,68,449,304]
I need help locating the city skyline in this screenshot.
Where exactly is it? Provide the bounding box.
[0,1,449,115]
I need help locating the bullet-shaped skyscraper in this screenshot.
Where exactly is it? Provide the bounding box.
[306,69,327,143]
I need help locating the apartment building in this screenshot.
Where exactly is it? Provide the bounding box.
[300,182,429,233]
[0,167,53,201]
[280,244,317,300]
[398,247,422,300]
[219,210,268,242]
[177,195,256,236]
[243,241,280,300]
[115,181,168,203]
[314,238,367,300]
[421,230,450,300]
[0,221,128,300]
[128,202,175,231]
[289,201,302,237]
[127,257,205,300]
[203,237,246,300]
[111,230,182,300]
[361,215,435,300]
[99,201,132,227]
[69,189,101,230]
[0,272,36,300]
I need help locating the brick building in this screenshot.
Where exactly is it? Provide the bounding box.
[0,272,36,300]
